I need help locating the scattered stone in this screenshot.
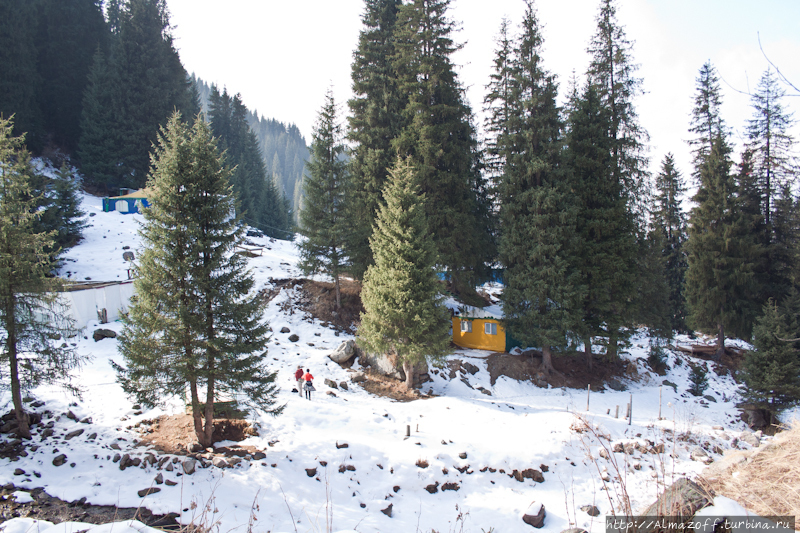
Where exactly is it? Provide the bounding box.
[64,429,84,440]
[639,478,710,529]
[350,372,367,383]
[288,334,299,342]
[280,327,291,333]
[441,482,460,491]
[381,503,393,517]
[182,459,197,475]
[80,417,92,424]
[606,379,626,392]
[703,394,717,403]
[580,505,600,517]
[393,486,400,492]
[477,386,492,396]
[463,362,479,375]
[154,473,163,484]
[165,479,178,486]
[522,502,546,528]
[336,441,349,449]
[31,401,45,408]
[165,463,174,472]
[87,433,97,440]
[424,482,439,494]
[458,452,467,459]
[131,458,141,467]
[66,411,78,421]
[599,448,610,459]
[93,329,117,342]
[612,442,624,453]
[13,468,24,476]
[212,457,229,469]
[739,431,760,447]
[329,339,357,364]
[138,487,161,497]
[112,453,121,463]
[305,467,317,477]
[339,381,348,391]
[52,454,67,467]
[253,452,266,460]
[325,378,338,389]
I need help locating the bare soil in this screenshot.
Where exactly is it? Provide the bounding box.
[136,414,257,455]
[486,350,628,389]
[264,278,364,332]
[359,370,434,402]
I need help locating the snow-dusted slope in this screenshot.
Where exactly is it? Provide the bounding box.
[0,193,765,533]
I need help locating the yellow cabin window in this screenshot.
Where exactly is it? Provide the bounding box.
[461,320,472,333]
[485,322,497,335]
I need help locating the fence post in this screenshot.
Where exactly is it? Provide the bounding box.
[628,393,633,426]
[586,384,591,411]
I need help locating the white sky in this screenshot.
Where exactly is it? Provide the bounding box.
[167,0,800,182]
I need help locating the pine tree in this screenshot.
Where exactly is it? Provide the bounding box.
[483,17,514,185]
[298,91,349,309]
[359,158,451,389]
[741,292,800,411]
[494,1,582,375]
[567,83,638,361]
[586,0,649,217]
[78,49,119,192]
[115,113,281,448]
[688,62,726,171]
[651,153,688,333]
[770,184,799,293]
[392,0,494,300]
[29,163,87,260]
[346,0,404,280]
[685,134,759,356]
[0,117,84,439]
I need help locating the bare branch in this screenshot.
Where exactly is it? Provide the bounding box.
[758,32,800,96]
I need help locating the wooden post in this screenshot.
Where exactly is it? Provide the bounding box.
[625,403,630,419]
[406,425,410,437]
[628,393,633,426]
[586,384,591,411]
[416,424,419,433]
[658,386,662,420]
[615,405,619,419]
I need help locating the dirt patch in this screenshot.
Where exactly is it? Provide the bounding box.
[0,484,179,528]
[265,278,364,332]
[487,350,627,389]
[360,371,432,402]
[136,414,256,455]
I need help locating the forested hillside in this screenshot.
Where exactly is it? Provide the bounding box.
[193,75,310,217]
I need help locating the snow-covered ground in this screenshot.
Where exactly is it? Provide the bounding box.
[0,193,781,533]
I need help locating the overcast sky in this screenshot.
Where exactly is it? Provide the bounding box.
[167,0,800,182]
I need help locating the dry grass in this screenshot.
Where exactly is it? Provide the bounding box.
[704,423,800,523]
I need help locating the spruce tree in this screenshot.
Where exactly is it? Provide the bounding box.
[494,1,582,375]
[0,117,84,439]
[688,62,726,171]
[29,164,87,259]
[483,17,514,185]
[346,0,404,280]
[651,153,688,333]
[567,83,638,362]
[115,113,281,448]
[358,158,451,390]
[741,292,800,411]
[392,0,494,300]
[298,91,349,309]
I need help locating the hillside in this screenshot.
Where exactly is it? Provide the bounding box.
[0,193,792,533]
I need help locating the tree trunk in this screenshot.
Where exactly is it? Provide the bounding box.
[334,273,341,310]
[5,294,30,439]
[541,346,555,375]
[202,377,214,448]
[403,360,415,390]
[607,331,618,360]
[715,322,725,361]
[190,379,204,446]
[584,337,592,372]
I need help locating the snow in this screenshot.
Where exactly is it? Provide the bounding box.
[0,192,770,533]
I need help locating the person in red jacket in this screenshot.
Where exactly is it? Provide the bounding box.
[294,366,304,397]
[303,369,315,400]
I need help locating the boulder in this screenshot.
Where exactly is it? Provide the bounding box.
[580,505,600,517]
[739,431,760,447]
[441,482,460,491]
[154,473,163,485]
[64,429,84,440]
[329,340,357,364]
[212,457,229,469]
[305,467,317,477]
[123,251,135,262]
[288,334,299,342]
[138,487,161,497]
[381,503,393,517]
[182,459,197,475]
[424,482,439,494]
[639,478,711,531]
[93,329,117,342]
[324,378,338,389]
[739,406,771,431]
[339,381,348,391]
[165,479,178,486]
[280,327,291,334]
[350,372,367,383]
[463,362,479,375]
[52,454,67,467]
[522,502,546,528]
[606,379,627,392]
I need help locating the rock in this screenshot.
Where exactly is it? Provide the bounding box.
[625,362,639,378]
[612,442,624,453]
[350,372,367,383]
[138,487,161,497]
[561,529,588,533]
[324,378,338,389]
[441,482,460,491]
[110,443,121,450]
[119,454,131,470]
[112,453,121,463]
[182,459,197,475]
[424,482,439,494]
[52,454,67,466]
[123,251,135,261]
[477,386,492,396]
[229,457,242,467]
[212,457,229,468]
[339,381,348,391]
[739,431,760,447]
[527,469,545,483]
[381,503,393,517]
[64,429,84,440]
[459,452,467,459]
[280,327,291,333]
[690,446,708,460]
[463,362,479,375]
[155,473,163,484]
[662,379,678,392]
[253,452,266,460]
[288,334,299,342]
[599,448,610,459]
[336,441,349,449]
[606,379,626,392]
[329,340,357,364]
[13,468,24,476]
[66,410,78,421]
[87,433,97,440]
[165,479,178,486]
[703,394,717,403]
[93,329,117,342]
[522,502,546,528]
[165,463,173,472]
[580,505,600,517]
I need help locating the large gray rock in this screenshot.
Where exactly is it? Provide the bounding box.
[639,478,711,532]
[329,340,357,364]
[739,431,760,447]
[182,458,197,475]
[93,329,117,342]
[324,378,338,389]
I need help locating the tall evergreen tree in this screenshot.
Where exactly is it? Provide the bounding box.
[651,153,688,332]
[493,1,582,375]
[483,17,514,185]
[79,0,197,191]
[358,158,451,389]
[741,292,800,412]
[346,0,404,280]
[566,83,638,361]
[392,0,494,299]
[29,164,87,260]
[298,91,349,309]
[115,113,281,448]
[0,117,85,439]
[688,62,726,171]
[586,0,649,217]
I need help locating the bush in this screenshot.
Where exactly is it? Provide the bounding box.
[648,344,668,374]
[688,364,708,396]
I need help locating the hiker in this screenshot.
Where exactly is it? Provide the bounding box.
[294,366,304,396]
[303,368,315,400]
